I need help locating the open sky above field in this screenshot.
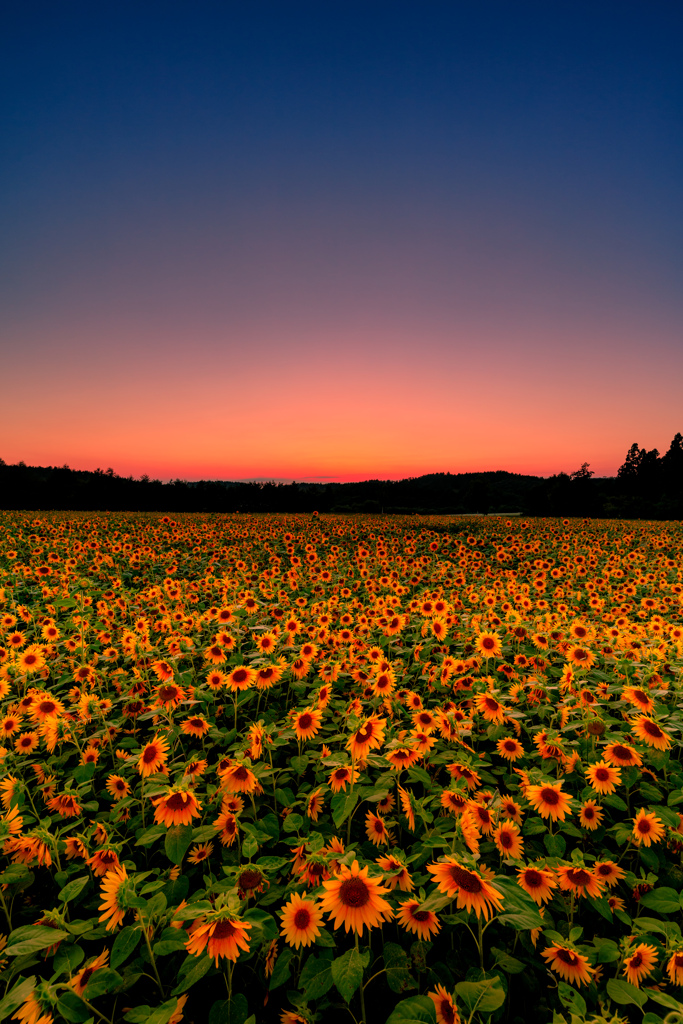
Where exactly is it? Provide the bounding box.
[1,2,682,482]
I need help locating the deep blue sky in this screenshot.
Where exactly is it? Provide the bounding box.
[1,2,681,479]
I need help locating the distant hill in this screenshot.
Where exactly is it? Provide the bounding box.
[0,451,681,518]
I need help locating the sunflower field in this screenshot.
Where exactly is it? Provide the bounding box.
[1,512,683,1024]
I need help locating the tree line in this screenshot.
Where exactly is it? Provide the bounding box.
[0,433,681,517]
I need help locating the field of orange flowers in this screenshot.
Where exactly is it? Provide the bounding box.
[0,511,682,1024]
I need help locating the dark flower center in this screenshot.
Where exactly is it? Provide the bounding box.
[339,877,370,907]
[540,788,560,805]
[293,908,311,929]
[449,866,482,893]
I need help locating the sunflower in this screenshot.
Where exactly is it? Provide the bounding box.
[376,853,414,891]
[412,709,438,733]
[225,666,256,693]
[29,695,65,722]
[398,785,416,831]
[603,741,642,767]
[102,775,129,806]
[397,899,441,939]
[475,632,502,658]
[319,859,394,935]
[17,648,46,674]
[180,712,209,737]
[493,821,524,859]
[500,798,523,823]
[593,860,625,887]
[622,686,655,713]
[516,865,557,905]
[47,792,82,818]
[98,865,131,930]
[188,842,214,864]
[220,763,258,794]
[440,790,468,815]
[154,682,185,709]
[255,661,286,690]
[365,811,392,846]
[579,800,604,830]
[427,858,503,920]
[14,731,39,754]
[205,669,227,691]
[213,809,239,846]
[473,692,505,724]
[666,950,683,986]
[557,865,604,899]
[584,760,621,795]
[306,789,324,822]
[467,802,495,835]
[425,986,460,1024]
[542,944,595,986]
[346,716,386,760]
[153,786,202,828]
[495,736,524,761]
[185,912,252,965]
[566,646,596,670]
[632,808,666,846]
[631,715,672,750]
[623,943,658,987]
[87,848,121,877]
[292,707,323,741]
[385,747,421,771]
[70,948,109,997]
[280,891,324,948]
[328,765,359,793]
[1,715,21,738]
[525,781,572,821]
[137,734,170,777]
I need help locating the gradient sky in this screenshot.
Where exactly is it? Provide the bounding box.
[1,2,682,481]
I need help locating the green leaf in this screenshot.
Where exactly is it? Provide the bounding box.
[494,877,544,930]
[243,908,278,945]
[123,1009,151,1023]
[172,954,213,995]
[171,900,213,921]
[606,978,647,1008]
[385,994,437,1024]
[455,976,506,1015]
[83,968,124,1000]
[154,937,188,956]
[147,1000,185,1024]
[242,836,258,858]
[53,943,85,977]
[314,928,336,948]
[268,946,295,990]
[135,824,166,846]
[331,946,370,1003]
[0,978,36,1022]
[55,992,91,1023]
[558,982,586,1017]
[648,990,683,1012]
[208,995,249,1024]
[111,926,142,970]
[384,942,417,993]
[639,846,660,871]
[165,824,194,864]
[6,925,69,957]
[543,832,566,858]
[282,813,303,833]
[58,876,90,903]
[299,954,335,999]
[592,937,620,963]
[331,790,359,828]
[638,887,681,914]
[490,947,525,974]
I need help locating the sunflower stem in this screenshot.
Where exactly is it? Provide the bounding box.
[142,922,164,995]
[355,933,367,1024]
